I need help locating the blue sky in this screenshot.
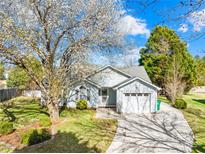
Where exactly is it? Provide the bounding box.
[90,0,205,65]
[123,0,205,57]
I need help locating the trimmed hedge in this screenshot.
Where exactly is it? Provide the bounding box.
[173,99,187,109]
[21,128,51,146]
[0,122,14,135]
[76,100,88,110]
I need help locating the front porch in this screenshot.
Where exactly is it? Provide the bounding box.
[98,88,117,107]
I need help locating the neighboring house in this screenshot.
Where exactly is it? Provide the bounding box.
[23,90,41,97]
[0,80,7,89]
[67,65,161,114]
[190,86,205,93]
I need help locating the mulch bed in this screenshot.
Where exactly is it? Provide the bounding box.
[0,122,40,149]
[0,118,68,151]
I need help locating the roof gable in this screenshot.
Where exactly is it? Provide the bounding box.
[86,65,132,78]
[86,65,131,87]
[71,79,101,89]
[113,77,161,90]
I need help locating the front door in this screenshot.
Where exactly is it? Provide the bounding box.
[101,89,108,106]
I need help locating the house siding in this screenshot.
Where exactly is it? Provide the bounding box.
[67,81,99,108]
[116,79,157,113]
[87,67,129,87]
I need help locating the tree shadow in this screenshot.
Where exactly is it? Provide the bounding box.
[11,108,49,117]
[14,131,97,153]
[107,111,195,153]
[192,143,205,153]
[192,99,205,105]
[1,107,50,123]
[2,108,16,122]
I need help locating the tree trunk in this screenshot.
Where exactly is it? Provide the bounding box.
[47,103,60,136]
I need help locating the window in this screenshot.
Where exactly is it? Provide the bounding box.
[138,93,142,96]
[131,93,136,96]
[87,89,90,101]
[144,93,149,96]
[102,89,108,96]
[79,86,86,99]
[75,90,79,99]
[124,93,130,96]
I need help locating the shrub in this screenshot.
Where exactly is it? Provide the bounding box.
[76,100,88,110]
[173,99,187,109]
[0,122,14,135]
[39,117,52,128]
[21,128,51,145]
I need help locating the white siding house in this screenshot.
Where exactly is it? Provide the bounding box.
[66,65,160,114]
[67,80,100,108]
[87,67,130,87]
[114,78,158,113]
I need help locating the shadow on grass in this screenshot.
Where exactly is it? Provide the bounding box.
[192,99,205,105]
[192,143,205,153]
[2,107,50,123]
[2,108,16,122]
[14,131,97,153]
[1,98,50,122]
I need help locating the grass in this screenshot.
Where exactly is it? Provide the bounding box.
[159,93,205,153]
[0,96,50,129]
[0,97,117,153]
[158,95,171,104]
[16,109,117,153]
[0,143,13,153]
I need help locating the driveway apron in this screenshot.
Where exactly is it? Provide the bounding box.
[97,103,194,153]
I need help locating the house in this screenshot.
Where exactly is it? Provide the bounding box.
[67,65,161,114]
[0,80,7,89]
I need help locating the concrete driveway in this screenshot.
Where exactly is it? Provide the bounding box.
[96,103,194,153]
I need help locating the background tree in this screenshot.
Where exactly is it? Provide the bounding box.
[164,54,186,103]
[7,67,31,90]
[0,62,4,80]
[0,0,123,125]
[195,55,205,86]
[139,26,196,103]
[7,56,42,90]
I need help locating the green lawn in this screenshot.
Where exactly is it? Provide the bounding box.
[159,93,205,153]
[0,97,50,129]
[0,97,117,153]
[158,95,171,105]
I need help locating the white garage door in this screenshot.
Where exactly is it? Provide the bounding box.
[123,93,151,114]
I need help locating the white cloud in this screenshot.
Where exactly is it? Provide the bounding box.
[178,24,188,33]
[121,47,142,66]
[89,46,142,66]
[110,47,142,66]
[189,9,205,32]
[117,15,150,37]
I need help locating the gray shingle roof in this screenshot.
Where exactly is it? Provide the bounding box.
[118,66,152,83]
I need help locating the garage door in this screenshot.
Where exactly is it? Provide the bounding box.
[123,93,151,114]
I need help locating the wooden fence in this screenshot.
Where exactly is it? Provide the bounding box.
[0,88,19,102]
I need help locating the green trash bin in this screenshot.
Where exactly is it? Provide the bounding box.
[157,100,161,111]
